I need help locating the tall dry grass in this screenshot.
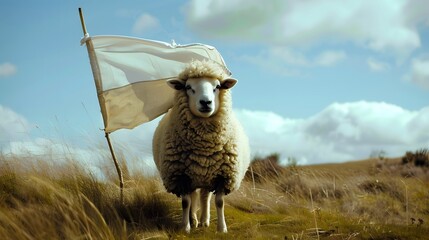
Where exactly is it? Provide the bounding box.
[1,151,428,239]
[0,153,180,240]
[236,154,429,238]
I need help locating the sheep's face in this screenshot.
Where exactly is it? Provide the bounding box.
[167,77,237,118]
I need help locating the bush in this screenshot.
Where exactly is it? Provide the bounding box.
[414,149,429,167]
[245,153,284,183]
[402,151,414,165]
[358,179,403,201]
[401,149,429,167]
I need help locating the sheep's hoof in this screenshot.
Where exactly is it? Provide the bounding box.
[201,221,210,228]
[217,227,227,233]
[191,218,199,228]
[184,224,191,233]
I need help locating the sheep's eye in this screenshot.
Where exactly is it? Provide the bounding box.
[185,85,195,94]
[214,85,221,92]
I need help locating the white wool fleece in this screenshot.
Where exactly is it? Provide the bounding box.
[153,69,250,196]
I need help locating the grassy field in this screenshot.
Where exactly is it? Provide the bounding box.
[0,153,428,239]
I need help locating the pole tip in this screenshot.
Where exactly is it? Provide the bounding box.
[78,7,88,35]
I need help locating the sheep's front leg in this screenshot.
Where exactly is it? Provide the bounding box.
[190,190,199,228]
[181,194,192,233]
[200,189,212,227]
[215,191,227,233]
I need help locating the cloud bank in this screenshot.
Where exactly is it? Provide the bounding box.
[236,101,429,164]
[0,104,157,178]
[186,0,429,59]
[0,105,31,143]
[2,102,429,171]
[114,101,429,165]
[238,48,346,77]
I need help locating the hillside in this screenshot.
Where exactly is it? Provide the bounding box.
[0,153,428,239]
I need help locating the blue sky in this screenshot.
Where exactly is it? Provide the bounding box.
[1,0,429,172]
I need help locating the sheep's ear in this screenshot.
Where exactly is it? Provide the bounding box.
[167,79,186,90]
[221,78,237,89]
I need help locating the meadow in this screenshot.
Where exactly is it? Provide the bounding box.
[0,151,428,239]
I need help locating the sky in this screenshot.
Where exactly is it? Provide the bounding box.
[1,0,429,176]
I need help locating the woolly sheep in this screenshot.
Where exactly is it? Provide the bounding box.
[152,60,250,233]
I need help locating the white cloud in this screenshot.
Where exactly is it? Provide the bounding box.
[0,62,17,77]
[2,138,112,179]
[367,57,390,72]
[132,13,160,35]
[237,50,300,77]
[2,133,158,179]
[238,48,345,76]
[409,57,429,89]
[0,104,158,177]
[186,0,429,59]
[3,102,429,171]
[111,117,161,175]
[267,47,310,66]
[268,48,346,67]
[0,105,110,178]
[314,51,347,66]
[0,105,31,143]
[102,101,429,166]
[235,101,429,164]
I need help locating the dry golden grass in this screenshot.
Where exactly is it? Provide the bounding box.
[0,152,428,239]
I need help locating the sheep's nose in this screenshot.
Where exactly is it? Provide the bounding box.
[199,100,212,107]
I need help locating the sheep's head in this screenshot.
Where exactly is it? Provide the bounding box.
[167,77,236,118]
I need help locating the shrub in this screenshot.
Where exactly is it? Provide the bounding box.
[245,153,284,183]
[401,149,429,167]
[414,149,429,167]
[358,179,403,201]
[402,151,414,165]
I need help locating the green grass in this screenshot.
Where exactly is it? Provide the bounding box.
[0,153,428,239]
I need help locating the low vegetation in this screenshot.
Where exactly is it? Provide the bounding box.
[0,150,428,239]
[402,148,429,167]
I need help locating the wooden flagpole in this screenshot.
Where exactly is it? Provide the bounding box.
[79,8,124,203]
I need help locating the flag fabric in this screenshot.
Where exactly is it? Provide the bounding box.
[82,35,229,133]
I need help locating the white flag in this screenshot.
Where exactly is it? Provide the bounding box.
[83,35,229,133]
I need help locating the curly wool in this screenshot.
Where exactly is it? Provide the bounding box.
[177,60,227,81]
[153,61,249,197]
[155,89,241,196]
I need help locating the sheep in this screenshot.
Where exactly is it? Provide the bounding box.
[152,60,250,233]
